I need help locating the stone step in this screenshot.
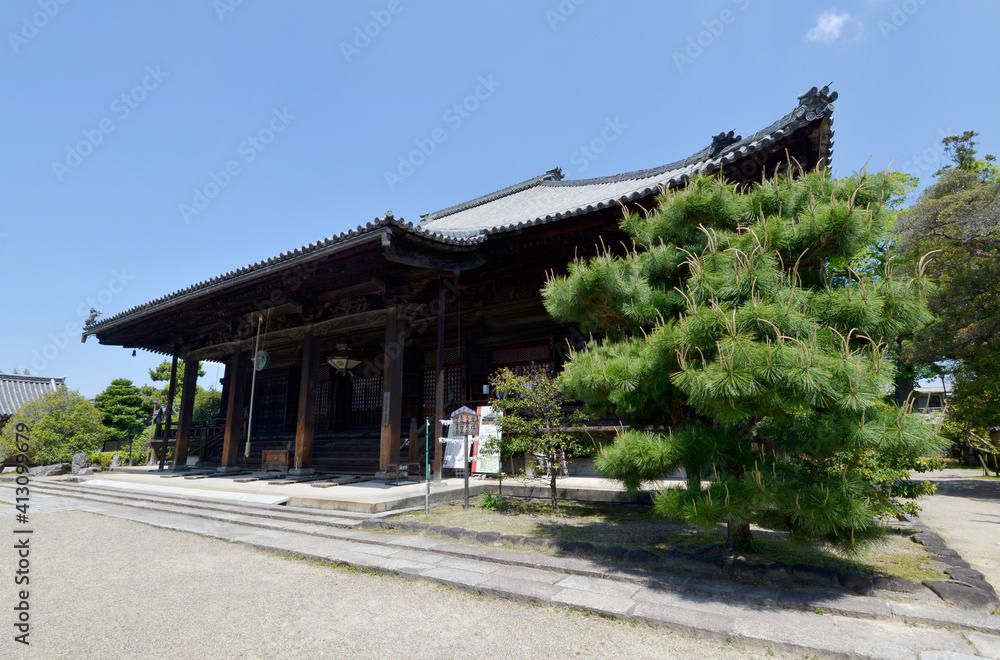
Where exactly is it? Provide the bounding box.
[20,480,367,529]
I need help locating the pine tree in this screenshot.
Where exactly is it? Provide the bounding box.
[543,169,946,549]
[94,378,149,448]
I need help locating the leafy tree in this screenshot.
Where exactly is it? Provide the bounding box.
[94,379,148,448]
[148,360,206,397]
[544,170,945,549]
[193,388,223,422]
[489,368,590,510]
[894,131,1000,432]
[0,386,106,464]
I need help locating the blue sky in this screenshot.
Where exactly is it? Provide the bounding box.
[2,1,995,398]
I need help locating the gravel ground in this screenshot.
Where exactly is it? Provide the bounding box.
[2,510,805,660]
[915,468,1000,589]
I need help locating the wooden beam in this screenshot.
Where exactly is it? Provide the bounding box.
[220,349,245,471]
[185,309,389,362]
[379,306,404,473]
[172,358,199,470]
[292,329,318,475]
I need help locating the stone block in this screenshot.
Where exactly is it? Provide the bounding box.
[28,463,70,477]
[498,534,525,546]
[793,564,839,586]
[551,588,635,617]
[873,576,924,593]
[475,531,502,544]
[923,580,1000,612]
[597,546,628,563]
[360,519,386,530]
[440,527,465,539]
[71,452,88,475]
[765,561,793,582]
[732,557,765,579]
[562,541,596,557]
[522,536,548,548]
[624,549,660,566]
[555,574,639,599]
[632,601,733,636]
[838,570,873,593]
[478,575,562,603]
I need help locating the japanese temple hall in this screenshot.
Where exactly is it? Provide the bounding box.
[81,86,837,479]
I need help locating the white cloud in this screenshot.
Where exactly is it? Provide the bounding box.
[806,10,851,44]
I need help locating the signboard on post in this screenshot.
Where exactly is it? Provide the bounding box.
[472,406,500,474]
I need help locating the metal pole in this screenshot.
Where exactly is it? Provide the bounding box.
[425,416,430,515]
[463,433,469,509]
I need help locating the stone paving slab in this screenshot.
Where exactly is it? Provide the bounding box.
[556,574,640,599]
[965,631,1000,658]
[478,575,563,603]
[632,587,729,614]
[551,588,637,617]
[437,555,501,574]
[421,566,493,587]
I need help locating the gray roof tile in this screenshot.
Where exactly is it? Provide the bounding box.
[0,375,66,418]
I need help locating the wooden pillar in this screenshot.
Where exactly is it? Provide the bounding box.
[220,349,245,472]
[433,282,446,481]
[172,358,199,470]
[158,353,178,471]
[292,329,318,475]
[379,306,404,474]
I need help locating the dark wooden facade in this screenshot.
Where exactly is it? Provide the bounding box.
[82,87,838,477]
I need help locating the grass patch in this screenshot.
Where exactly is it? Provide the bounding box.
[394,494,945,583]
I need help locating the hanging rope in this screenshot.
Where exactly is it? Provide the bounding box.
[244,310,270,458]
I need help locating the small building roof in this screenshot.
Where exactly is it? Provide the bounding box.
[0,374,66,419]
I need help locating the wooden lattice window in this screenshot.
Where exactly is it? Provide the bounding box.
[350,376,382,428]
[492,345,552,378]
[315,365,331,429]
[423,366,466,414]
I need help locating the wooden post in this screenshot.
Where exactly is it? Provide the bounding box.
[158,353,178,471]
[379,306,404,475]
[172,358,199,470]
[220,349,245,472]
[433,282,446,482]
[292,328,318,475]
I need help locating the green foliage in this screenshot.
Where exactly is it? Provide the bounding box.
[489,368,593,510]
[545,169,946,549]
[0,386,107,464]
[894,131,1000,432]
[193,388,223,421]
[94,378,149,447]
[479,492,506,511]
[148,360,206,397]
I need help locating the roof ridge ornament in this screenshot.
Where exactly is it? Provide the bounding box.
[544,167,564,181]
[710,130,741,155]
[797,84,838,119]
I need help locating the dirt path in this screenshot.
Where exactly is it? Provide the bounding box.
[915,468,1000,589]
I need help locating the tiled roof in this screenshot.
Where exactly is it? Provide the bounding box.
[82,86,836,340]
[0,375,65,418]
[420,86,836,234]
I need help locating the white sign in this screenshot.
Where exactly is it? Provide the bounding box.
[472,405,500,474]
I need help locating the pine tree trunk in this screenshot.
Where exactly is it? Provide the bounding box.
[726,519,752,550]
